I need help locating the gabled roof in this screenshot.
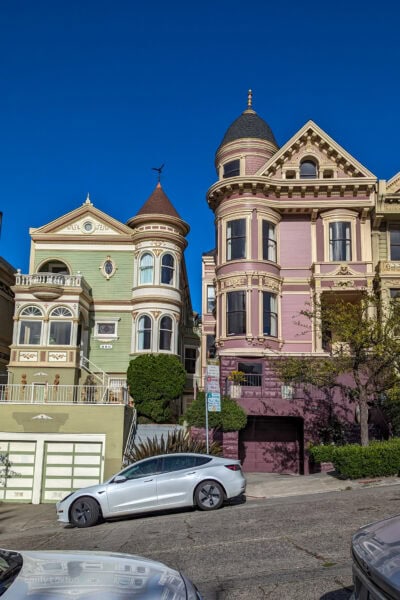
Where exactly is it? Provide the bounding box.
[30,195,133,238]
[387,172,400,194]
[256,120,376,179]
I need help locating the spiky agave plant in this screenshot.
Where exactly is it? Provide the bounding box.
[124,429,222,464]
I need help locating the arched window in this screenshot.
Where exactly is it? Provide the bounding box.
[48,306,72,346]
[159,316,172,351]
[139,253,154,284]
[300,159,317,179]
[38,260,70,275]
[138,315,152,350]
[161,254,174,285]
[19,306,43,345]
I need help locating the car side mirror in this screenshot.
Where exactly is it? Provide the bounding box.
[113,475,127,484]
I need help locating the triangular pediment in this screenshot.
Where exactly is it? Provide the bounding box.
[30,198,133,238]
[387,172,400,194]
[256,120,376,181]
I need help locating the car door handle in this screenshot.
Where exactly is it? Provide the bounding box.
[186,472,196,475]
[144,478,153,482]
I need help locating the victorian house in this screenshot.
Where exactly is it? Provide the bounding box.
[1,184,199,503]
[202,92,400,474]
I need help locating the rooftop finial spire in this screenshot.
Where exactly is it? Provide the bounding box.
[84,193,92,205]
[247,89,253,109]
[151,163,165,183]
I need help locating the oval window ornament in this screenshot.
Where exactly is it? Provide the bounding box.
[100,256,117,279]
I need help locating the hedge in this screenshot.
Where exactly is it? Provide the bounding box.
[309,439,400,479]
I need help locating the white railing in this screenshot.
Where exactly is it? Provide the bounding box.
[80,356,108,386]
[15,273,83,287]
[0,384,130,405]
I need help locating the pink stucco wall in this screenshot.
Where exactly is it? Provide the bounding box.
[279,217,311,267]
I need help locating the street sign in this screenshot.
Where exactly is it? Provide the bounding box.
[206,365,220,378]
[206,378,220,393]
[207,392,221,412]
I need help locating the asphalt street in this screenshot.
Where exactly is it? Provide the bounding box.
[2,482,400,599]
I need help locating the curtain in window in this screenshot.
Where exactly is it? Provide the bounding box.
[138,315,152,350]
[139,253,154,284]
[159,316,172,350]
[263,292,277,337]
[19,321,42,345]
[49,322,72,345]
[227,291,246,335]
[329,222,351,261]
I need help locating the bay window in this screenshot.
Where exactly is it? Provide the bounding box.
[263,292,277,337]
[227,291,246,335]
[226,219,246,260]
[262,221,277,262]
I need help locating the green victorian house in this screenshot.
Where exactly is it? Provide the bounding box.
[1,184,200,503]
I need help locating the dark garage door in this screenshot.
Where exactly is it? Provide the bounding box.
[239,416,303,474]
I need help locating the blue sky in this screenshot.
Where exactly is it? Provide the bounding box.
[1,0,399,313]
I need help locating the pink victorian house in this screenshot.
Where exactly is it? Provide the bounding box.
[201,92,383,474]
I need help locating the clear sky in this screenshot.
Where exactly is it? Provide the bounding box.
[1,0,399,313]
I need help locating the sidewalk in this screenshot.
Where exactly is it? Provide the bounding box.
[245,470,400,499]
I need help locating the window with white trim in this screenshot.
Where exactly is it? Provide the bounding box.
[262,221,277,262]
[329,222,352,261]
[227,291,246,335]
[263,292,277,337]
[18,306,43,345]
[159,315,172,351]
[161,253,174,285]
[390,228,400,260]
[300,159,318,179]
[94,318,120,339]
[206,285,216,313]
[184,347,197,374]
[138,315,152,350]
[49,306,73,345]
[226,219,246,260]
[139,253,154,284]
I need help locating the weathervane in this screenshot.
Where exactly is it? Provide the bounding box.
[152,163,165,182]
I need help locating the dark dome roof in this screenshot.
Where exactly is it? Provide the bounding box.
[217,109,278,151]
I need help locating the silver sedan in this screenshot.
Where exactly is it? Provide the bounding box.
[56,453,246,527]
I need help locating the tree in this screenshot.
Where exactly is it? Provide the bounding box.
[183,392,247,432]
[127,354,186,423]
[273,292,400,447]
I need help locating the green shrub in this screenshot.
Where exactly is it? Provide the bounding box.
[332,438,400,479]
[183,393,247,432]
[124,429,222,463]
[308,444,337,464]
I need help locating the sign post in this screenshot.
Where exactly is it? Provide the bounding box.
[205,365,221,453]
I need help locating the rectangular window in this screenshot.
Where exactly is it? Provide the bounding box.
[227,291,246,335]
[207,286,216,313]
[227,219,246,260]
[263,292,277,337]
[390,289,400,299]
[95,321,118,338]
[329,222,351,261]
[184,347,197,374]
[49,322,72,345]
[237,362,262,387]
[390,229,400,260]
[223,159,240,178]
[262,221,277,262]
[19,321,42,345]
[206,335,216,358]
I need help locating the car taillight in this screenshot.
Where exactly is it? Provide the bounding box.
[224,464,241,471]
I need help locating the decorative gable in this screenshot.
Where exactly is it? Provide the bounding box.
[257,120,375,181]
[387,172,400,195]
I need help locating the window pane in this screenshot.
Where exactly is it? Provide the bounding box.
[49,322,71,345]
[227,219,246,260]
[161,254,174,285]
[238,362,262,386]
[207,286,216,313]
[139,253,154,284]
[227,291,246,335]
[223,159,240,178]
[19,321,42,345]
[185,347,196,373]
[97,323,116,335]
[300,160,317,179]
[138,316,151,350]
[263,292,277,337]
[329,222,351,261]
[159,316,172,350]
[390,230,400,260]
[262,221,277,261]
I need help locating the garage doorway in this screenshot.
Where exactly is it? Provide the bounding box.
[239,416,304,474]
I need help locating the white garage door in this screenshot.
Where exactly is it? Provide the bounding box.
[41,442,103,503]
[0,441,36,502]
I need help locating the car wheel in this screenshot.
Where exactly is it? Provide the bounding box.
[70,497,100,528]
[195,480,224,511]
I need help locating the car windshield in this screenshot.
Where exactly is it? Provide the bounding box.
[0,550,23,596]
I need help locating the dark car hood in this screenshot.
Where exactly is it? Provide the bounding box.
[4,550,189,599]
[352,514,400,594]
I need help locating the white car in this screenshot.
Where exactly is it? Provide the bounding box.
[0,548,202,599]
[56,453,246,527]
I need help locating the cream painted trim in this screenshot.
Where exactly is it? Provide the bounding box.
[320,209,357,262]
[0,432,106,505]
[221,214,251,262]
